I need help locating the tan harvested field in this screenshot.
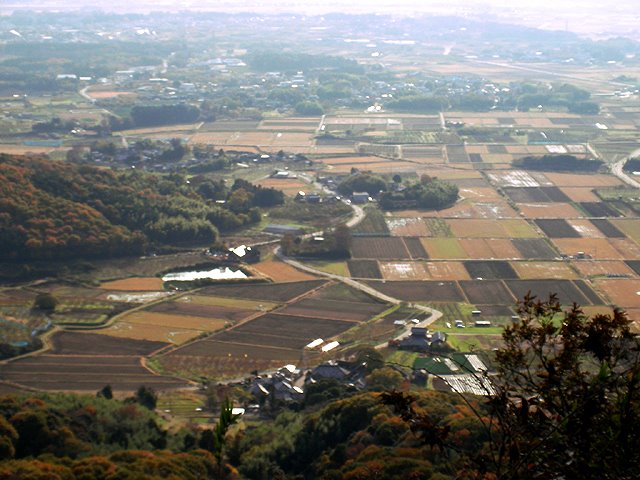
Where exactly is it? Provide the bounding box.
[447,218,537,238]
[459,238,523,259]
[99,322,198,344]
[313,145,357,154]
[379,262,430,280]
[0,144,67,155]
[190,131,237,143]
[559,187,601,202]
[448,219,507,238]
[612,220,640,243]
[182,295,278,311]
[421,169,484,180]
[609,238,640,259]
[543,173,623,187]
[594,279,640,308]
[100,277,164,291]
[518,203,584,218]
[121,124,200,136]
[403,200,517,219]
[256,177,310,196]
[86,90,135,99]
[458,187,503,201]
[119,311,228,331]
[572,260,637,278]
[259,117,320,131]
[424,261,472,280]
[386,217,431,237]
[552,238,624,260]
[190,131,314,150]
[327,160,417,173]
[253,260,319,282]
[567,219,606,238]
[319,155,390,165]
[420,238,469,259]
[511,261,578,279]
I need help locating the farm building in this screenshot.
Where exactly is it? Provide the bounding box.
[228,245,260,263]
[308,362,350,381]
[352,192,371,204]
[398,327,430,352]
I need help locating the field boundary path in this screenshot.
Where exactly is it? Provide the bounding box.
[611,147,640,189]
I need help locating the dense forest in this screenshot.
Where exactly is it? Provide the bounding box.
[0,155,283,261]
[379,175,459,211]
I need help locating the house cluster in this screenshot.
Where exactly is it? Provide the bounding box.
[388,326,448,352]
[294,191,341,204]
[248,359,381,405]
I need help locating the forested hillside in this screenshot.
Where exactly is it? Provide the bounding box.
[0,155,282,261]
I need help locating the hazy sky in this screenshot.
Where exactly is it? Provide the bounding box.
[3,0,639,36]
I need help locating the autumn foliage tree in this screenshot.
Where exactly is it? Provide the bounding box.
[484,294,640,480]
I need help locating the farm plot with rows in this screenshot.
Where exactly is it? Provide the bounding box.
[459,280,516,305]
[505,279,602,306]
[350,236,421,260]
[0,332,186,392]
[347,260,383,279]
[277,297,387,322]
[364,280,465,302]
[535,219,582,238]
[198,280,326,302]
[464,261,519,280]
[503,187,571,203]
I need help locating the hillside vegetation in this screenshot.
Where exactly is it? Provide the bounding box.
[0,155,282,261]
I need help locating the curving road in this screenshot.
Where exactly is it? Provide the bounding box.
[273,195,443,343]
[611,148,640,189]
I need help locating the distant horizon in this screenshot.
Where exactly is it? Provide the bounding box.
[1,0,639,38]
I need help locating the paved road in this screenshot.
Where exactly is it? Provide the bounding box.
[272,195,443,345]
[611,148,640,189]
